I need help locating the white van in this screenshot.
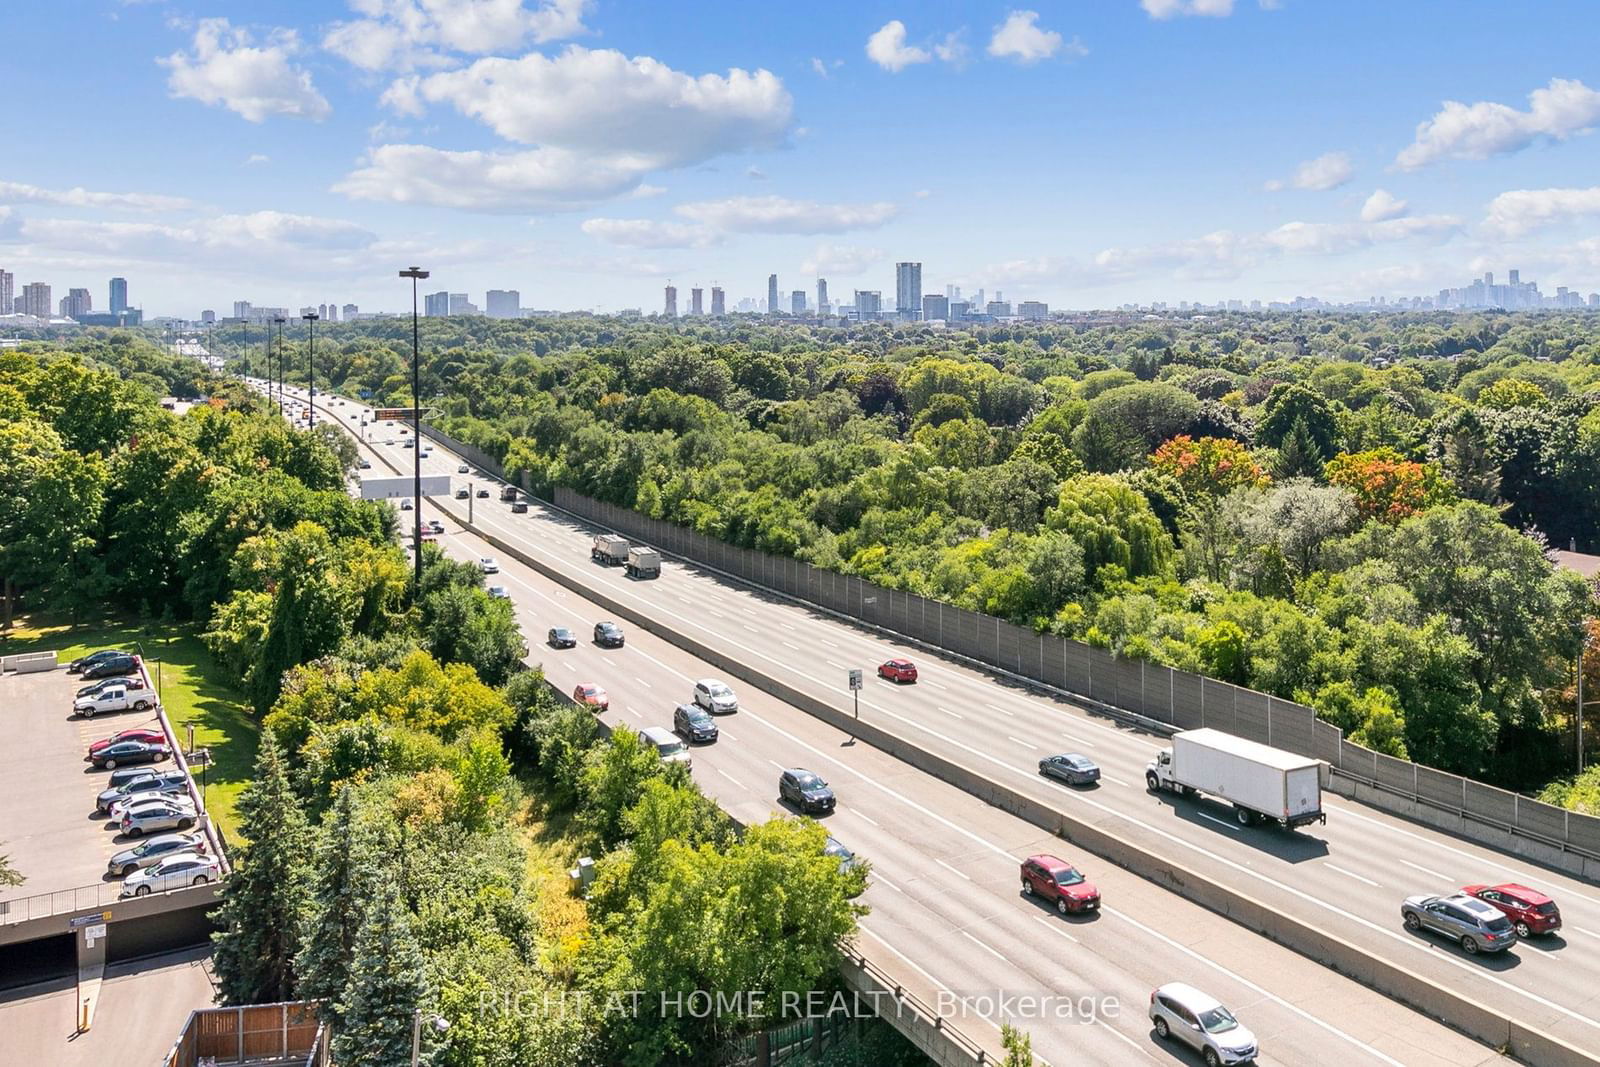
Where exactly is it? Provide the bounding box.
[640,726,692,768]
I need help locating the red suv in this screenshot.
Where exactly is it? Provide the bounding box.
[573,683,609,711]
[878,658,918,683]
[1462,883,1560,938]
[1020,854,1100,915]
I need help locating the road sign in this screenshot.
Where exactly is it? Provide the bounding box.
[69,912,111,929]
[373,407,419,421]
[359,474,451,500]
[848,669,863,691]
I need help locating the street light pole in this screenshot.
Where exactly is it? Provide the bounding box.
[272,316,286,416]
[302,312,319,429]
[399,267,430,594]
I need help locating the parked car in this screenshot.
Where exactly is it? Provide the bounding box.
[640,726,692,767]
[68,649,130,674]
[75,684,155,719]
[88,739,170,770]
[673,703,719,743]
[547,627,577,649]
[106,763,170,789]
[1038,753,1101,786]
[1462,883,1561,938]
[77,676,147,699]
[693,679,738,714]
[877,658,918,683]
[120,798,198,837]
[479,557,500,574]
[1149,982,1259,1066]
[779,769,835,814]
[1019,854,1100,915]
[98,769,189,813]
[88,728,167,756]
[487,585,510,599]
[1401,892,1518,955]
[82,653,141,680]
[120,852,220,896]
[110,789,196,822]
[573,683,609,711]
[593,621,625,648]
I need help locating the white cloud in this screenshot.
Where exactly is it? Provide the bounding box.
[580,218,717,249]
[0,180,197,212]
[811,57,829,78]
[630,184,666,199]
[674,195,898,234]
[18,211,376,262]
[1141,0,1236,18]
[800,243,885,277]
[1395,78,1600,171]
[1264,151,1353,192]
[324,0,591,72]
[160,18,330,123]
[1483,185,1600,237]
[1360,188,1408,223]
[245,153,270,165]
[334,143,650,212]
[866,21,930,72]
[747,166,768,180]
[934,31,970,67]
[987,11,1065,64]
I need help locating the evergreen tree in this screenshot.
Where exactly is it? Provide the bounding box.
[295,786,383,1023]
[334,867,431,1067]
[1273,415,1325,479]
[212,733,312,1004]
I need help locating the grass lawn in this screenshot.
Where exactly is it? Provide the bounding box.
[2,611,259,841]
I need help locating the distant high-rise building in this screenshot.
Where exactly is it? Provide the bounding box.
[816,278,829,316]
[921,294,948,321]
[201,309,216,324]
[767,274,779,315]
[22,282,52,318]
[62,288,92,318]
[342,303,358,321]
[949,300,970,320]
[854,290,882,320]
[318,303,329,321]
[895,262,922,320]
[946,284,960,302]
[1509,270,1520,286]
[109,277,128,314]
[0,269,12,314]
[986,300,1011,318]
[424,291,449,317]
[486,289,520,319]
[710,286,725,316]
[448,293,476,315]
[690,287,703,316]
[1018,300,1048,321]
[791,290,806,315]
[664,284,678,318]
[233,300,252,320]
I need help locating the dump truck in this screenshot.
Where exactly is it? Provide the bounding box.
[592,534,630,566]
[1145,728,1324,829]
[626,546,661,579]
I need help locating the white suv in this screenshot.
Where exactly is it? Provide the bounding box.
[1149,982,1258,1065]
[693,679,738,714]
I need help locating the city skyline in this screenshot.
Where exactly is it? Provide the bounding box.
[6,2,1600,315]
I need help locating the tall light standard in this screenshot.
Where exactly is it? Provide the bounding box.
[302,311,319,429]
[399,267,430,592]
[272,316,287,415]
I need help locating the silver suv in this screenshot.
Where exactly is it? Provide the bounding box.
[1401,892,1516,955]
[1149,982,1258,1066]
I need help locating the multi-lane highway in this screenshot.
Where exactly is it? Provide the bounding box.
[244,379,1513,1065]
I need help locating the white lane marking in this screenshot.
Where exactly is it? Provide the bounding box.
[960,929,1008,964]
[1057,732,1094,748]
[765,759,785,771]
[925,680,948,691]
[782,641,802,651]
[635,677,651,689]
[871,871,903,894]
[715,768,743,787]
[1400,859,1454,882]
[677,595,692,604]
[984,702,1016,718]
[1100,775,1130,787]
[858,923,948,992]
[1033,915,1079,944]
[708,609,725,619]
[938,706,966,720]
[558,660,574,671]
[935,858,972,882]
[851,810,880,828]
[780,622,796,631]
[1197,813,1242,831]
[1008,736,1039,751]
[625,706,643,719]
[1325,862,1382,889]
[719,729,738,742]
[743,607,759,617]
[1572,926,1600,940]
[826,660,847,670]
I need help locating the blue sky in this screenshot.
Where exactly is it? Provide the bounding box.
[6,0,1600,316]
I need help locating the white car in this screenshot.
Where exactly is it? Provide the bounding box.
[458,464,470,473]
[1149,982,1259,1066]
[120,852,221,896]
[693,679,739,714]
[111,791,195,822]
[479,557,500,574]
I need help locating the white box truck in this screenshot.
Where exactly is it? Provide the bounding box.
[1146,728,1324,829]
[626,546,661,579]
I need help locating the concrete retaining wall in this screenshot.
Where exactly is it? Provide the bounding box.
[1,651,57,674]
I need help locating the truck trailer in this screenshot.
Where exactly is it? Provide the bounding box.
[591,534,630,566]
[626,546,661,579]
[1146,728,1324,829]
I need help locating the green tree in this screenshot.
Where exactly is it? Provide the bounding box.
[1272,415,1326,479]
[1072,383,1200,472]
[1256,383,1341,456]
[212,733,312,1004]
[333,867,431,1067]
[579,727,674,849]
[295,786,383,1024]
[420,582,527,687]
[1001,1023,1035,1067]
[1045,474,1173,583]
[0,419,108,627]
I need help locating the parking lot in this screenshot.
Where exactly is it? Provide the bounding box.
[0,665,178,915]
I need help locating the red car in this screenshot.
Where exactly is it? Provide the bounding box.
[1462,883,1561,937]
[877,658,918,683]
[88,728,167,756]
[1020,854,1100,915]
[573,683,609,712]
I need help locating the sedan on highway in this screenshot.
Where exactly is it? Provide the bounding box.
[487,585,510,600]
[1462,883,1561,938]
[1150,983,1259,1067]
[547,627,578,649]
[1038,753,1101,786]
[593,621,625,648]
[479,557,500,574]
[573,683,609,711]
[1020,854,1100,915]
[88,728,167,756]
[1401,892,1517,955]
[88,739,170,770]
[120,852,220,896]
[672,703,719,743]
[476,487,490,497]
[778,769,835,814]
[428,519,444,534]
[455,488,470,499]
[877,658,918,683]
[108,831,207,876]
[458,464,470,473]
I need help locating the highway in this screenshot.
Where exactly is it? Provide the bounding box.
[247,380,1507,1065]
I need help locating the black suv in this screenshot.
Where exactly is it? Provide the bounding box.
[593,621,625,648]
[83,653,140,680]
[779,769,835,814]
[673,703,719,743]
